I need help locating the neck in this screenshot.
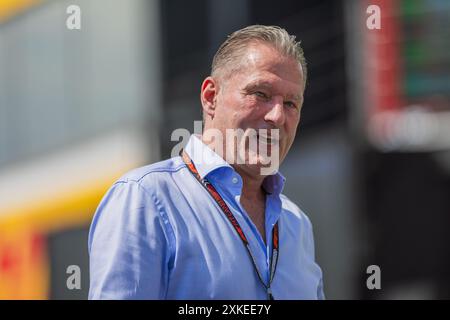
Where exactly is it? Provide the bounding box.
[232,165,265,200]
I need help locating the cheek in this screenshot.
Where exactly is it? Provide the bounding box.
[290,119,300,134]
[231,98,259,123]
[284,116,300,142]
[219,91,245,113]
[215,94,237,122]
[242,98,271,123]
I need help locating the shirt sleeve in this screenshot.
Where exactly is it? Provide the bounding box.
[88,180,173,299]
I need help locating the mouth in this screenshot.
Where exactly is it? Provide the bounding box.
[257,132,280,145]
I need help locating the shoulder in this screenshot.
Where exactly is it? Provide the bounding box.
[279,193,313,227]
[93,156,186,216]
[108,156,187,195]
[279,193,318,256]
[116,156,185,184]
[100,156,188,210]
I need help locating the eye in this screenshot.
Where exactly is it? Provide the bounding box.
[284,101,298,109]
[254,91,269,99]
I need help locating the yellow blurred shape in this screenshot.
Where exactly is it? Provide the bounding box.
[0,177,116,300]
[0,129,151,299]
[0,175,119,235]
[0,0,41,22]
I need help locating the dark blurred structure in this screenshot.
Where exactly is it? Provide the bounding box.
[0,0,449,299]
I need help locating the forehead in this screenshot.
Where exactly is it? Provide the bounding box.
[232,42,304,94]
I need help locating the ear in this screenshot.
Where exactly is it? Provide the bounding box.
[200,76,218,120]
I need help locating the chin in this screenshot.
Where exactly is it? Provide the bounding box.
[247,153,280,175]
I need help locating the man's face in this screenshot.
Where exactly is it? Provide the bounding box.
[204,42,304,175]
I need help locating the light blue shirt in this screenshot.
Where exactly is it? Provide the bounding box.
[88,134,324,299]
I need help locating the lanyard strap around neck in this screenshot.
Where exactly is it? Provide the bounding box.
[181,150,279,300]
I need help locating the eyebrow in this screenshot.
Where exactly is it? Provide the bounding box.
[243,81,303,103]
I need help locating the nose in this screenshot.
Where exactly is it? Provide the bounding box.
[264,96,285,127]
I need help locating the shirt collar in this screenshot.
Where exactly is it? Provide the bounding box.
[262,171,286,195]
[184,134,232,179]
[184,134,286,195]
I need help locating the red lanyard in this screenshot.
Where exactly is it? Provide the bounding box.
[181,151,279,300]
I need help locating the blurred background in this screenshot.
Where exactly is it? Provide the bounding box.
[0,0,449,299]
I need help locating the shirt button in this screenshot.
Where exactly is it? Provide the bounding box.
[232,177,238,184]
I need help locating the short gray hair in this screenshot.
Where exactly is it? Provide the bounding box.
[211,25,307,87]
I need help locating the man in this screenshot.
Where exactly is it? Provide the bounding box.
[88,25,324,299]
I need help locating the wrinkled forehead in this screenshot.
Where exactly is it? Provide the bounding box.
[232,49,304,95]
[230,43,304,91]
